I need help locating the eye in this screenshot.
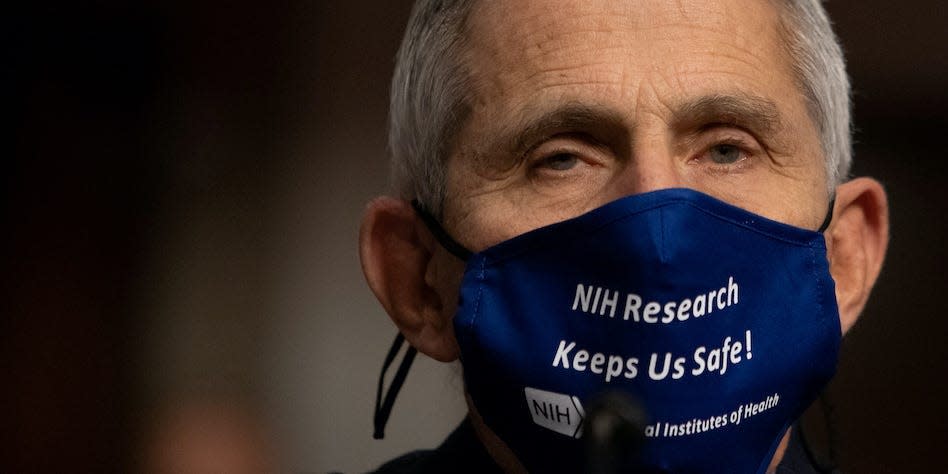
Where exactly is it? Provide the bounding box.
[524,136,610,185]
[708,143,744,164]
[540,153,580,171]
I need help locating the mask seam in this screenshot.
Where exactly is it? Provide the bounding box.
[467,256,487,333]
[813,246,823,331]
[659,206,667,264]
[811,244,839,340]
[483,201,676,265]
[689,203,826,247]
[815,243,841,341]
[483,199,825,266]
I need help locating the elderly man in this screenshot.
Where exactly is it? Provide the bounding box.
[360,0,888,472]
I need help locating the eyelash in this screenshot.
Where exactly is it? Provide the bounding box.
[524,135,602,179]
[525,129,763,180]
[527,150,584,182]
[693,135,759,174]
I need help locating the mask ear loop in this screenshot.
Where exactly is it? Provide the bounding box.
[798,389,842,474]
[373,200,471,440]
[818,197,836,233]
[373,333,417,439]
[410,199,473,261]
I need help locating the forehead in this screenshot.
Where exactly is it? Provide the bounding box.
[459,0,805,138]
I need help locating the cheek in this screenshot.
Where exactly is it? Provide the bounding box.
[770,140,832,228]
[446,189,594,252]
[744,171,829,230]
[444,159,613,251]
[447,208,520,252]
[442,168,526,251]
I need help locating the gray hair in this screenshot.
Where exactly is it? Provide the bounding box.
[775,0,852,190]
[389,0,852,215]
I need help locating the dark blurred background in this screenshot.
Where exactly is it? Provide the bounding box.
[4,1,946,472]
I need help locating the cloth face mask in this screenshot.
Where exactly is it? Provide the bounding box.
[380,188,840,473]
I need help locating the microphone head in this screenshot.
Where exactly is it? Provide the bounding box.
[584,391,648,474]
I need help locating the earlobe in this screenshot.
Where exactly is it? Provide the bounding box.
[825,178,889,335]
[359,196,461,361]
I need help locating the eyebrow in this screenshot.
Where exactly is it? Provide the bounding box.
[671,93,786,138]
[473,93,788,168]
[500,103,629,156]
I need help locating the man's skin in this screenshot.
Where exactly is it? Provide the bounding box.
[360,0,889,472]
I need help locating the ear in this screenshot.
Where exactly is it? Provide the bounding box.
[359,196,460,362]
[826,177,889,335]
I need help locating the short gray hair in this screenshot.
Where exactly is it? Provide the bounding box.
[389,0,852,215]
[388,0,475,216]
[775,0,852,190]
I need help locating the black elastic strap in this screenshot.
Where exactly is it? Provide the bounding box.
[411,199,473,261]
[818,198,836,233]
[373,333,418,439]
[371,200,468,440]
[798,389,842,474]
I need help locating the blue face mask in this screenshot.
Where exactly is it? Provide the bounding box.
[375,188,839,473]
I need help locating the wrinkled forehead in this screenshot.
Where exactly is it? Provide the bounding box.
[458,0,801,133]
[462,0,790,75]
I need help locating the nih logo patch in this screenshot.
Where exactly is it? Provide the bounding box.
[524,387,585,438]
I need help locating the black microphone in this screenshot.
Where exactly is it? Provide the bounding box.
[584,391,648,474]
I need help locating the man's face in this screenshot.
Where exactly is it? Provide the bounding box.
[441,0,830,250]
[361,3,886,466]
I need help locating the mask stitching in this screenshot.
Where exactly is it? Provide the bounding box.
[659,206,667,265]
[483,199,826,266]
[813,247,823,329]
[810,244,840,340]
[466,256,487,334]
